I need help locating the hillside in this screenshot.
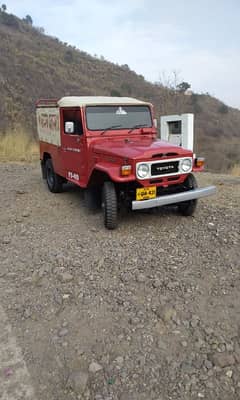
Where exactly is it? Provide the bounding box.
[0,10,239,172]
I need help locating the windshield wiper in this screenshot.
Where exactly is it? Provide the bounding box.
[128,124,148,134]
[100,125,122,135]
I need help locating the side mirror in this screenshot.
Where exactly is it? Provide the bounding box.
[153,118,158,128]
[65,121,74,134]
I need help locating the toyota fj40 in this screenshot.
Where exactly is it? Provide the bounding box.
[36,96,216,229]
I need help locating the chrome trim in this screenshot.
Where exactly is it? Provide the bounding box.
[132,186,217,210]
[136,157,192,180]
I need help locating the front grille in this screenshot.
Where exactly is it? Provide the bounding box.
[151,161,179,176]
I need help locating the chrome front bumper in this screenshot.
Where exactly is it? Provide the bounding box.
[132,186,217,210]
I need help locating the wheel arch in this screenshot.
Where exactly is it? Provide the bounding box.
[87,168,112,188]
[41,152,51,179]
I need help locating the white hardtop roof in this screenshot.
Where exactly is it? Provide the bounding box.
[57,96,151,107]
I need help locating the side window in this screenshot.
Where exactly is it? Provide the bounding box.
[62,108,83,135]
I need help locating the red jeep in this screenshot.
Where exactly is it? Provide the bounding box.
[36,96,216,229]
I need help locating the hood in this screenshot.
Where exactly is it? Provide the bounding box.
[91,135,192,160]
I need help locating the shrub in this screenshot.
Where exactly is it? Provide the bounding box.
[110,89,121,97]
[64,49,74,63]
[0,130,38,162]
[218,104,228,114]
[230,164,240,176]
[0,12,20,28]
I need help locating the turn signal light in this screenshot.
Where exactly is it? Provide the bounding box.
[121,165,132,176]
[195,157,205,168]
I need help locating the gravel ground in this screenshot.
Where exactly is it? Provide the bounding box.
[0,162,239,400]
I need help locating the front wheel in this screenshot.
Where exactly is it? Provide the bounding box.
[178,173,198,216]
[102,182,118,229]
[45,159,63,193]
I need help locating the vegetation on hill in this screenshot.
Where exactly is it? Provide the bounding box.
[0,9,239,172]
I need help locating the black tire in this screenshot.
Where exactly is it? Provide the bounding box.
[45,159,63,193]
[84,187,101,210]
[178,173,198,216]
[102,181,118,229]
[40,160,47,179]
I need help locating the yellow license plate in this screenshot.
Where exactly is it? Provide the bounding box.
[136,186,156,201]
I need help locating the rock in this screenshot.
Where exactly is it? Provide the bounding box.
[67,370,89,394]
[58,328,69,337]
[154,320,166,335]
[181,361,193,374]
[16,189,26,195]
[24,308,32,319]
[137,273,146,283]
[72,259,82,268]
[208,222,215,228]
[206,381,214,389]
[210,352,235,368]
[226,343,234,352]
[167,281,178,290]
[115,356,124,366]
[129,316,140,325]
[58,272,73,283]
[22,211,30,217]
[193,357,203,369]
[190,315,200,328]
[226,370,233,378]
[156,306,176,323]
[89,362,103,373]
[218,343,226,352]
[152,279,161,288]
[3,368,14,377]
[2,237,10,244]
[204,327,214,336]
[204,360,213,369]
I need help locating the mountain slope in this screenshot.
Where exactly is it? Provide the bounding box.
[0,10,239,171]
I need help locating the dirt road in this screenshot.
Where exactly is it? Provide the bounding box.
[0,163,239,400]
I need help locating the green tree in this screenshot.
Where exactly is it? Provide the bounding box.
[218,104,228,114]
[36,26,45,34]
[64,49,74,63]
[177,81,191,93]
[121,82,132,95]
[1,4,7,12]
[23,14,33,25]
[110,89,121,97]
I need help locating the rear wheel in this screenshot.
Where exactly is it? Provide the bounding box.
[178,173,198,216]
[45,159,63,193]
[102,182,118,229]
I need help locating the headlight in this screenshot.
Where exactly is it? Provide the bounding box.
[137,163,150,179]
[180,158,192,173]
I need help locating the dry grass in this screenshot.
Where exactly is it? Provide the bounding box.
[230,164,240,177]
[0,131,39,162]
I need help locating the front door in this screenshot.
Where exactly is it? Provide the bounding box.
[60,107,86,186]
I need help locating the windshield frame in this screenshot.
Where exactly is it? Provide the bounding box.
[85,104,153,132]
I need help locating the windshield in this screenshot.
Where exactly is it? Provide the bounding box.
[86,105,152,131]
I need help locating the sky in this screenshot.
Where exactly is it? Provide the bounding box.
[5,0,240,109]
